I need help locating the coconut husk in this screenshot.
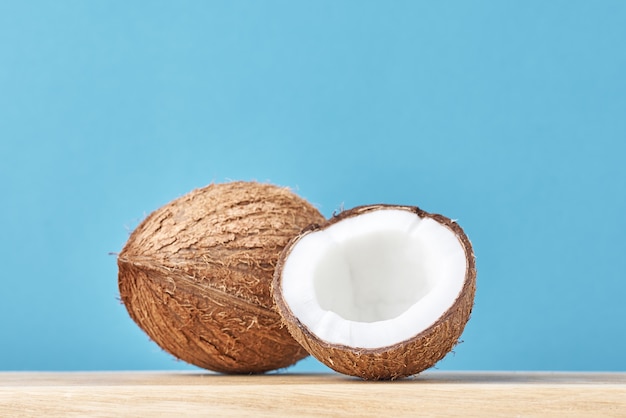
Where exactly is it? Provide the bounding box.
[118,181,325,373]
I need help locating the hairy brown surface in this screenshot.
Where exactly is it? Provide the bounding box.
[273,204,477,380]
[118,181,325,373]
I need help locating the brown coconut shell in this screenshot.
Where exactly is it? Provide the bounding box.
[118,181,325,374]
[272,204,476,380]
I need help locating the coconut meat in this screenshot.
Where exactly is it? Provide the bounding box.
[280,209,467,349]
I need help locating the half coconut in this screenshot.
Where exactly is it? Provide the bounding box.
[272,204,476,380]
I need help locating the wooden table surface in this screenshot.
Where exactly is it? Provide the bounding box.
[1,371,625,417]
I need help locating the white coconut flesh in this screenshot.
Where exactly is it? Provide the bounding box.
[280,209,467,349]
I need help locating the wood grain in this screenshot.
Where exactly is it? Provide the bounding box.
[1,372,625,417]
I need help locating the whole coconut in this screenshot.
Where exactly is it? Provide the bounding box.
[118,181,325,373]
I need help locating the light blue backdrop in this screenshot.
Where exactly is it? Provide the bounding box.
[1,1,625,372]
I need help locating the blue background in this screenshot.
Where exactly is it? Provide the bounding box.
[1,1,625,372]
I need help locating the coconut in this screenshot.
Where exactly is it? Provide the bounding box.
[118,181,325,374]
[272,204,476,380]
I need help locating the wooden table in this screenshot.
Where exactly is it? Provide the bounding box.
[1,372,625,417]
